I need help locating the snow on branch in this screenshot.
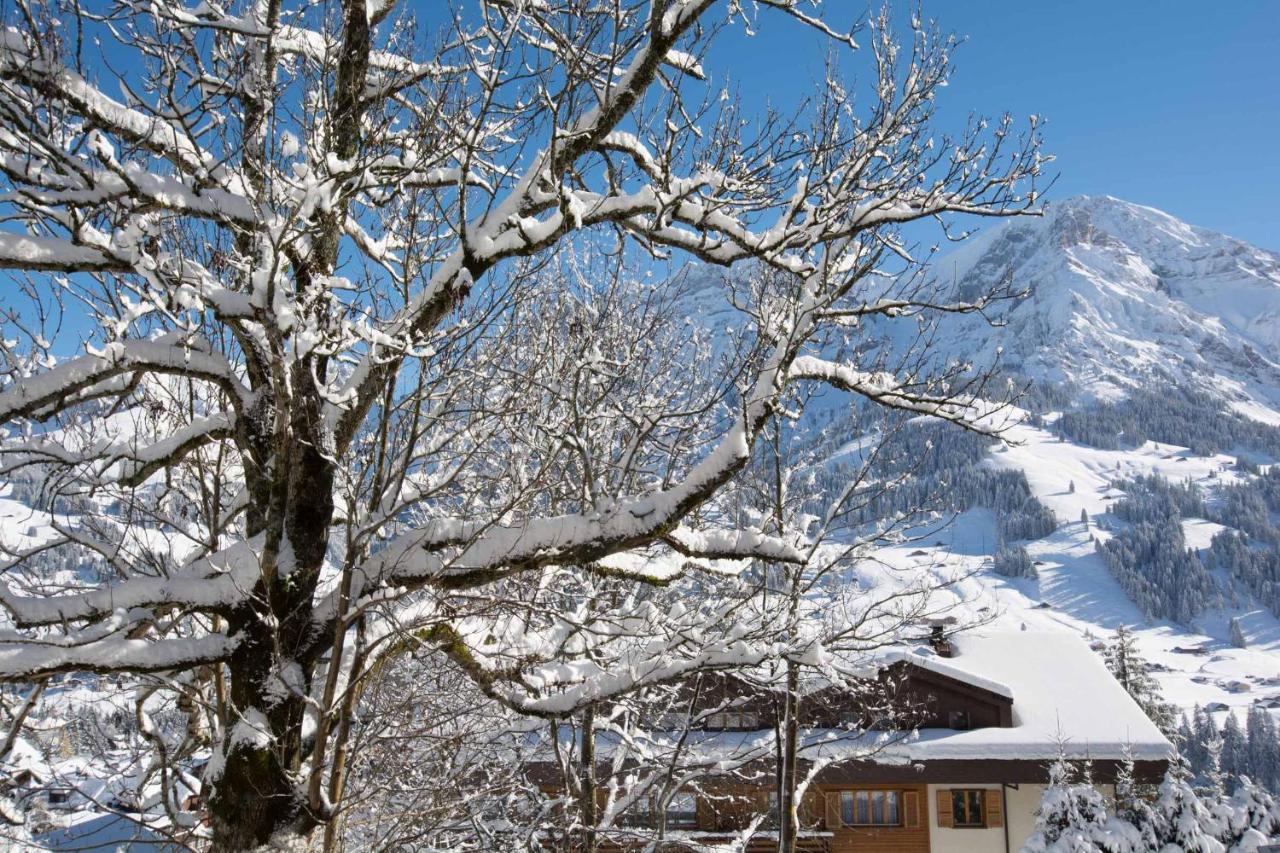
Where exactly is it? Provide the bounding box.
[0,336,249,422]
[788,355,996,433]
[662,526,805,564]
[0,232,128,273]
[0,632,237,680]
[0,536,262,627]
[0,29,208,175]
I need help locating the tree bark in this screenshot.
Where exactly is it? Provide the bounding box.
[207,395,334,849]
[579,705,598,853]
[779,659,801,853]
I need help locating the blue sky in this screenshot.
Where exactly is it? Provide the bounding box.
[706,1,1279,249]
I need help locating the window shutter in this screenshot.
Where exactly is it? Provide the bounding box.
[984,789,1004,828]
[903,790,920,828]
[825,792,841,829]
[936,789,953,828]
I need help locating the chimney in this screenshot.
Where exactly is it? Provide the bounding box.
[929,624,954,658]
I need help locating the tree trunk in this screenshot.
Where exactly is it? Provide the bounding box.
[208,634,315,850]
[779,659,801,853]
[579,705,598,853]
[208,395,335,849]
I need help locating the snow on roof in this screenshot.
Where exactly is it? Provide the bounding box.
[680,632,1171,764]
[1,736,51,782]
[530,632,1173,769]
[881,631,1173,762]
[876,644,1015,700]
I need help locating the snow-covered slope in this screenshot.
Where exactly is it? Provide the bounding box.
[925,195,1280,412]
[869,197,1280,722]
[870,420,1280,722]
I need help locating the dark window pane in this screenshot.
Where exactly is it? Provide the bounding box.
[667,792,697,827]
[951,789,985,827]
[841,791,854,825]
[968,790,983,822]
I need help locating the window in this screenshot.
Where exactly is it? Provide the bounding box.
[948,710,970,730]
[764,789,780,828]
[664,792,698,828]
[952,789,985,827]
[617,798,652,828]
[840,790,901,826]
[838,710,862,729]
[704,710,760,730]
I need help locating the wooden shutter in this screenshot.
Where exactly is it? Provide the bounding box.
[983,789,1004,828]
[903,790,921,828]
[800,790,821,829]
[936,789,953,828]
[826,792,842,829]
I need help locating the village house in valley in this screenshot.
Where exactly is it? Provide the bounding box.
[535,631,1172,852]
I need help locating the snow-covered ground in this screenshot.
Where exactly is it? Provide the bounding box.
[867,416,1280,729]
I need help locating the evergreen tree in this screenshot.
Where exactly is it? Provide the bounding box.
[1212,776,1279,851]
[1113,747,1160,851]
[1230,777,1280,839]
[1023,754,1109,852]
[1104,627,1177,735]
[1203,728,1227,799]
[1247,707,1280,794]
[1192,705,1216,771]
[1153,753,1226,853]
[1180,713,1198,753]
[994,543,1038,579]
[1230,616,1248,649]
[1223,712,1249,785]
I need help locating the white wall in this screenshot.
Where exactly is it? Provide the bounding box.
[926,784,1008,853]
[1005,784,1046,850]
[927,782,1117,852]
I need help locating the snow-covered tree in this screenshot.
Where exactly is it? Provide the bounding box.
[732,409,984,853]
[1213,776,1280,853]
[1022,753,1109,853]
[1223,712,1250,787]
[1113,747,1161,852]
[1103,627,1176,736]
[0,0,1043,848]
[1230,616,1248,649]
[994,542,1038,578]
[1025,750,1280,853]
[1247,707,1280,794]
[1154,753,1226,853]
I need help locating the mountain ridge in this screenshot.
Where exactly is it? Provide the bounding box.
[921,194,1280,415]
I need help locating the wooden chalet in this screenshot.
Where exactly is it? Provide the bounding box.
[531,630,1173,852]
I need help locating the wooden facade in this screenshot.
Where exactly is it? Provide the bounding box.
[664,659,1015,733]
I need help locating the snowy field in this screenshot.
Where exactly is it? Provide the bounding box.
[864,414,1280,731]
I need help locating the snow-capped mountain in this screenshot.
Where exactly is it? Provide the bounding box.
[927,195,1280,414]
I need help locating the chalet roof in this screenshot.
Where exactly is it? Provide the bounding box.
[527,631,1174,772]
[874,645,1015,701]
[692,631,1171,764]
[879,631,1174,762]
